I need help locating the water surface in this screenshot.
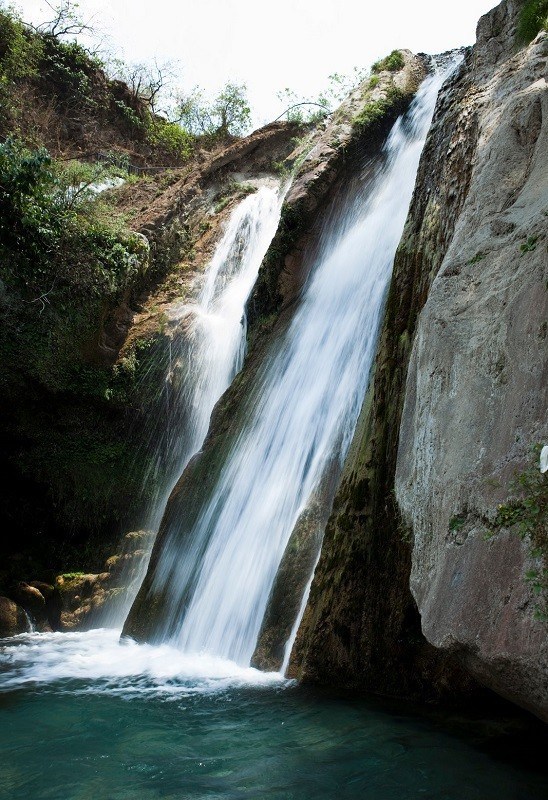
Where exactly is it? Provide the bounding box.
[1,631,547,800]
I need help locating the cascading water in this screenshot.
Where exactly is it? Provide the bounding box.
[140,182,284,532]
[101,184,285,625]
[3,62,548,800]
[135,68,451,666]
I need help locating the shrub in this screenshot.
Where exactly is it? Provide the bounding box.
[176,81,251,138]
[516,0,548,44]
[353,85,405,130]
[0,9,42,83]
[146,118,194,157]
[0,9,43,129]
[39,36,102,108]
[0,137,145,304]
[371,50,405,74]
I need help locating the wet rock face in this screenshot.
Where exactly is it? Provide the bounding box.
[0,596,29,637]
[55,530,155,631]
[291,1,547,714]
[396,10,548,721]
[288,54,482,700]
[251,501,326,672]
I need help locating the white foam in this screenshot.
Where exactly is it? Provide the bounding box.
[0,629,287,699]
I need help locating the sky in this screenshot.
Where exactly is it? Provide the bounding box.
[16,0,497,127]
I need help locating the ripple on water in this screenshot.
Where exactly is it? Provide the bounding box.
[0,629,547,800]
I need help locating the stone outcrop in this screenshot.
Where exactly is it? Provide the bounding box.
[293,0,547,718]
[55,530,155,631]
[395,3,548,720]
[289,53,481,701]
[0,596,30,637]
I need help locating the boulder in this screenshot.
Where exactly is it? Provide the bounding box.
[0,596,30,637]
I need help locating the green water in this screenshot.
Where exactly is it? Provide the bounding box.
[1,631,547,800]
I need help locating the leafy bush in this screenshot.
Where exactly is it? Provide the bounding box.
[176,81,251,138]
[39,35,101,107]
[353,85,405,130]
[371,50,405,74]
[0,137,146,306]
[0,8,43,129]
[146,117,194,157]
[516,0,548,44]
[0,8,42,83]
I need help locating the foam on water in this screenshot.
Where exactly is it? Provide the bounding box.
[0,630,286,699]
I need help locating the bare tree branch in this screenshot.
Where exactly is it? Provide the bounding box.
[31,1,96,39]
[27,283,56,314]
[271,102,329,123]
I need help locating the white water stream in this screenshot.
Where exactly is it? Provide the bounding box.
[146,183,284,530]
[101,184,285,626]
[145,70,450,667]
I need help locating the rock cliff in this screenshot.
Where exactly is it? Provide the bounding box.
[396,1,548,719]
[293,0,547,718]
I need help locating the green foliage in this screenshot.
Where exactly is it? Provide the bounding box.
[449,515,466,531]
[516,0,548,44]
[213,181,257,214]
[271,159,290,179]
[520,235,538,254]
[275,87,325,123]
[0,136,148,418]
[40,35,100,108]
[488,445,548,618]
[315,68,367,112]
[371,50,405,74]
[112,98,144,129]
[354,100,391,127]
[145,117,194,157]
[353,85,405,131]
[0,7,43,129]
[0,7,42,83]
[176,82,251,138]
[276,67,368,123]
[0,138,144,304]
[468,251,485,264]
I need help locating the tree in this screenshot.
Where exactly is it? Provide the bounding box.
[110,58,176,115]
[176,82,251,138]
[276,67,368,123]
[33,0,95,39]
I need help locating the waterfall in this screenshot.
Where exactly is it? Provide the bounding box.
[101,184,284,626]
[129,69,450,665]
[140,183,285,532]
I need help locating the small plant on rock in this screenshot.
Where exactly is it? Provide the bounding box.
[520,235,538,254]
[371,50,405,74]
[516,0,548,44]
[487,444,547,619]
